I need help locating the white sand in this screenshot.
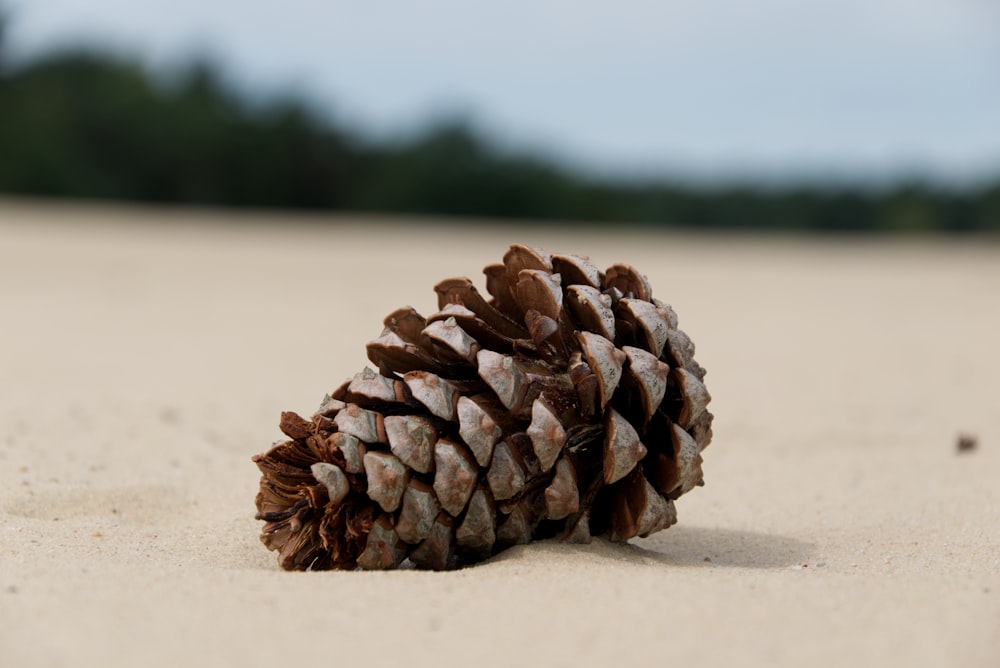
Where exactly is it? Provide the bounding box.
[1,199,997,667]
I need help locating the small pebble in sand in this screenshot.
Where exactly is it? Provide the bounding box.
[956,434,978,453]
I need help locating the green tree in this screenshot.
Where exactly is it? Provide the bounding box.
[0,25,997,232]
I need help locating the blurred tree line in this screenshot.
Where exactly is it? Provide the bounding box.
[1,26,998,231]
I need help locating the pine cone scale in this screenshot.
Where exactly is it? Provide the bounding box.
[432,440,478,516]
[395,479,439,543]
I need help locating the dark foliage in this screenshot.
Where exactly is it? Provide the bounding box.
[0,44,998,231]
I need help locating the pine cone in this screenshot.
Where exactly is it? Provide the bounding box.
[253,244,713,570]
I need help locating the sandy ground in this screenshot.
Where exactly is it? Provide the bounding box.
[0,199,997,667]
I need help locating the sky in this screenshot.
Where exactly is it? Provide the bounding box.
[5,0,1000,185]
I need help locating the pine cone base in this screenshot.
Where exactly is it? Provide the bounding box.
[253,245,713,570]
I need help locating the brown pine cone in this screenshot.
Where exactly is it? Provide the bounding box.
[253,244,713,570]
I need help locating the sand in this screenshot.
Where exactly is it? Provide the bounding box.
[1,199,997,667]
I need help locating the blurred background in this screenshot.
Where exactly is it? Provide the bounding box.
[1,0,999,231]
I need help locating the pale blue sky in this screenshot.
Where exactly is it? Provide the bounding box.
[6,0,1000,184]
